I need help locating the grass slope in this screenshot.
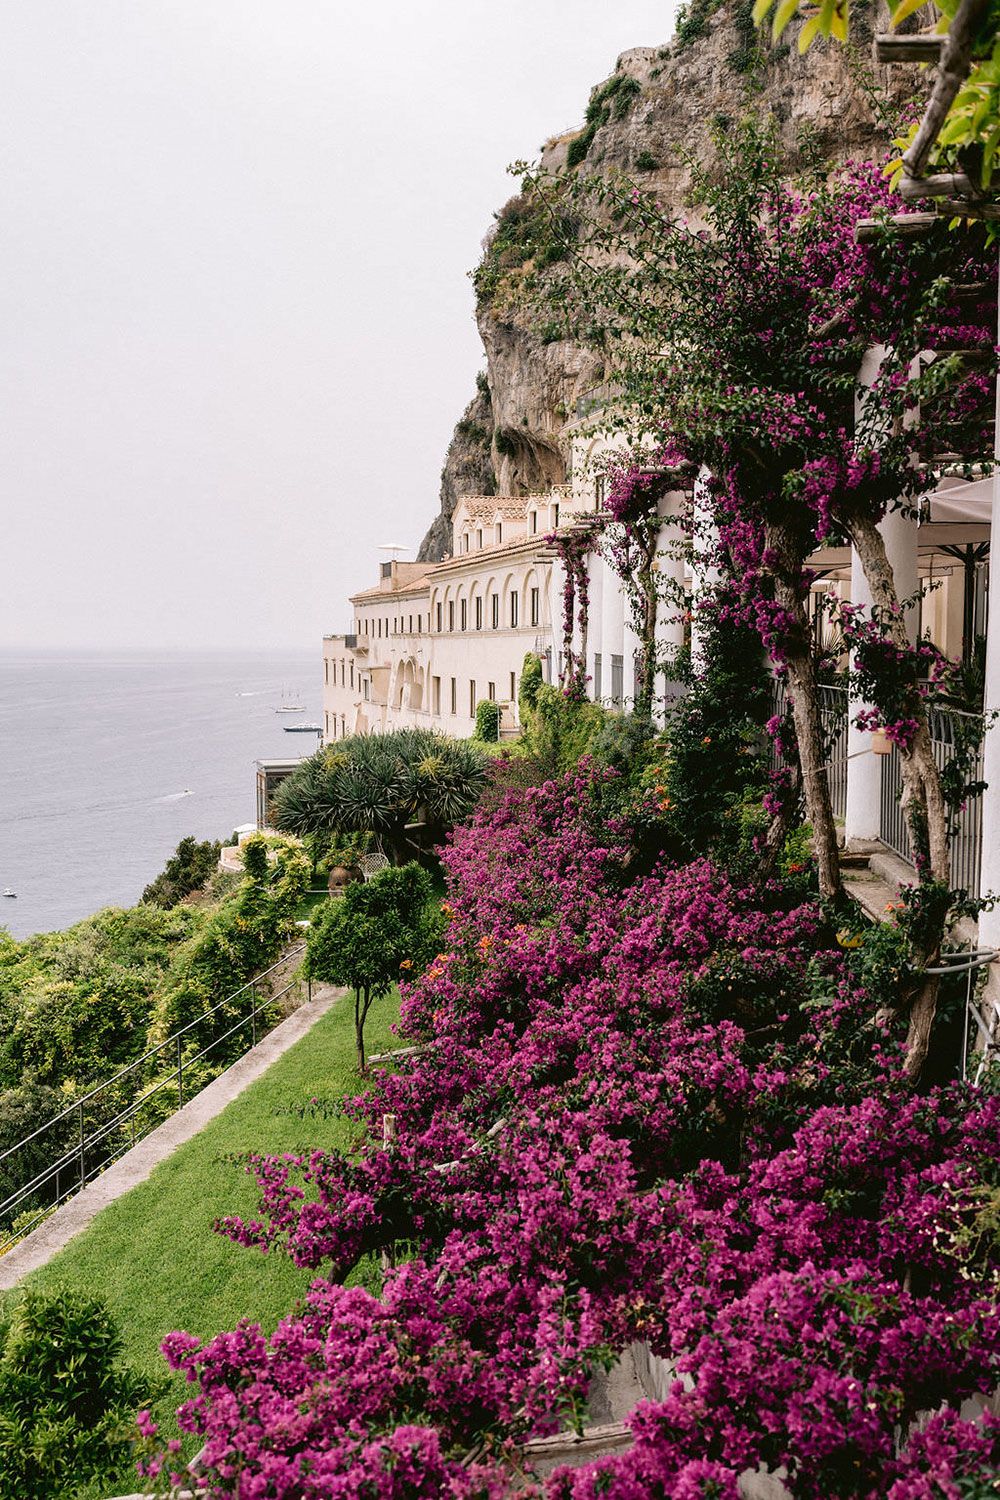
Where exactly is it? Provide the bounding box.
[13,984,402,1484]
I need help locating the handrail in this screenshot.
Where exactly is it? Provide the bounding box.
[0,942,310,1249]
[0,943,305,1166]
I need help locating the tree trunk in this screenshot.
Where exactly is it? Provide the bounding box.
[635,530,659,721]
[764,523,842,901]
[847,513,950,1081]
[355,987,368,1074]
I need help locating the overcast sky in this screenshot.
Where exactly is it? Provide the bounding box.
[0,2,677,651]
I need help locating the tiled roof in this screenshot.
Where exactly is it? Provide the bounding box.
[455,495,550,520]
[350,573,433,603]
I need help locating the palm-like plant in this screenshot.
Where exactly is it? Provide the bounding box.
[271,730,488,862]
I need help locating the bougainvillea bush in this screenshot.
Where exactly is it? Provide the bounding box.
[139,769,1000,1497]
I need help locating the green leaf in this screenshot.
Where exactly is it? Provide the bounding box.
[889,0,927,29]
[772,0,801,39]
[798,13,823,50]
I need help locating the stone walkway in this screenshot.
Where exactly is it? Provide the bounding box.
[0,983,344,1289]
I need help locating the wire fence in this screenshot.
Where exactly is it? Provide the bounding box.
[0,943,308,1254]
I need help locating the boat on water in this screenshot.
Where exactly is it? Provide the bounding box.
[2,889,16,899]
[275,705,305,713]
[283,724,322,733]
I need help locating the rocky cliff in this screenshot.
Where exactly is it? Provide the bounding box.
[418,1,911,560]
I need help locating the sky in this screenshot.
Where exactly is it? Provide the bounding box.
[0,1,678,651]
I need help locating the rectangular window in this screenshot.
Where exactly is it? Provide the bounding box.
[530,511,537,534]
[496,522,503,544]
[491,595,499,630]
[611,654,624,708]
[450,677,457,714]
[509,670,516,702]
[510,594,519,628]
[530,587,539,627]
[595,476,606,511]
[324,660,328,683]
[464,533,470,552]
[470,680,477,717]
[378,619,382,638]
[436,602,442,633]
[364,679,370,701]
[475,596,483,631]
[432,676,441,715]
[449,601,455,632]
[460,599,467,631]
[593,653,603,701]
[487,680,495,702]
[408,614,412,632]
[553,504,560,527]
[350,662,354,689]
[417,615,422,633]
[477,529,483,549]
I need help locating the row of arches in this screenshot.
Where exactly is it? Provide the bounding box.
[429,567,550,635]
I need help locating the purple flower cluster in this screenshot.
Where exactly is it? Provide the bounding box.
[146,770,1000,1496]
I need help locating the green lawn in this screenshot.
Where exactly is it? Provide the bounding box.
[10,983,402,1485]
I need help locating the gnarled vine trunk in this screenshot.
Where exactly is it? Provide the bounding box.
[764,522,842,901]
[847,513,950,1081]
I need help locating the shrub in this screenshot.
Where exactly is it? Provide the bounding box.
[635,149,658,171]
[519,684,609,774]
[0,1287,156,1499]
[141,836,221,908]
[474,700,501,744]
[517,652,543,724]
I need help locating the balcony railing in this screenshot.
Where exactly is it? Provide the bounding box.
[880,705,985,897]
[770,681,849,821]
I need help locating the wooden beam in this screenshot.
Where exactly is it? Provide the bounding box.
[855,213,938,242]
[874,32,944,64]
[936,196,1000,220]
[903,0,993,179]
[897,171,978,202]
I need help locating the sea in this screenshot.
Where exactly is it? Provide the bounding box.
[0,648,321,941]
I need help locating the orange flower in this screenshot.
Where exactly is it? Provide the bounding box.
[399,958,413,971]
[477,934,493,954]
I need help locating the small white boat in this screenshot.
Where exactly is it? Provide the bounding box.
[2,889,16,899]
[275,705,305,713]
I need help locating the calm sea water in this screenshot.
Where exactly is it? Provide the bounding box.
[0,649,320,940]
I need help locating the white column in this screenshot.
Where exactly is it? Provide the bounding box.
[601,552,626,708]
[653,490,688,723]
[977,444,1000,951]
[587,550,604,703]
[690,469,719,672]
[843,510,919,847]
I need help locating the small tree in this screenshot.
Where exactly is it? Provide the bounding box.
[305,863,435,1073]
[518,651,544,724]
[475,699,502,743]
[272,730,488,865]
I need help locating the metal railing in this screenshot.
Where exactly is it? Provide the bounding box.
[0,943,308,1253]
[770,681,850,821]
[880,705,985,897]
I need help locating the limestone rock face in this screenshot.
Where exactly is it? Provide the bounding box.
[421,2,909,549]
[417,381,496,562]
